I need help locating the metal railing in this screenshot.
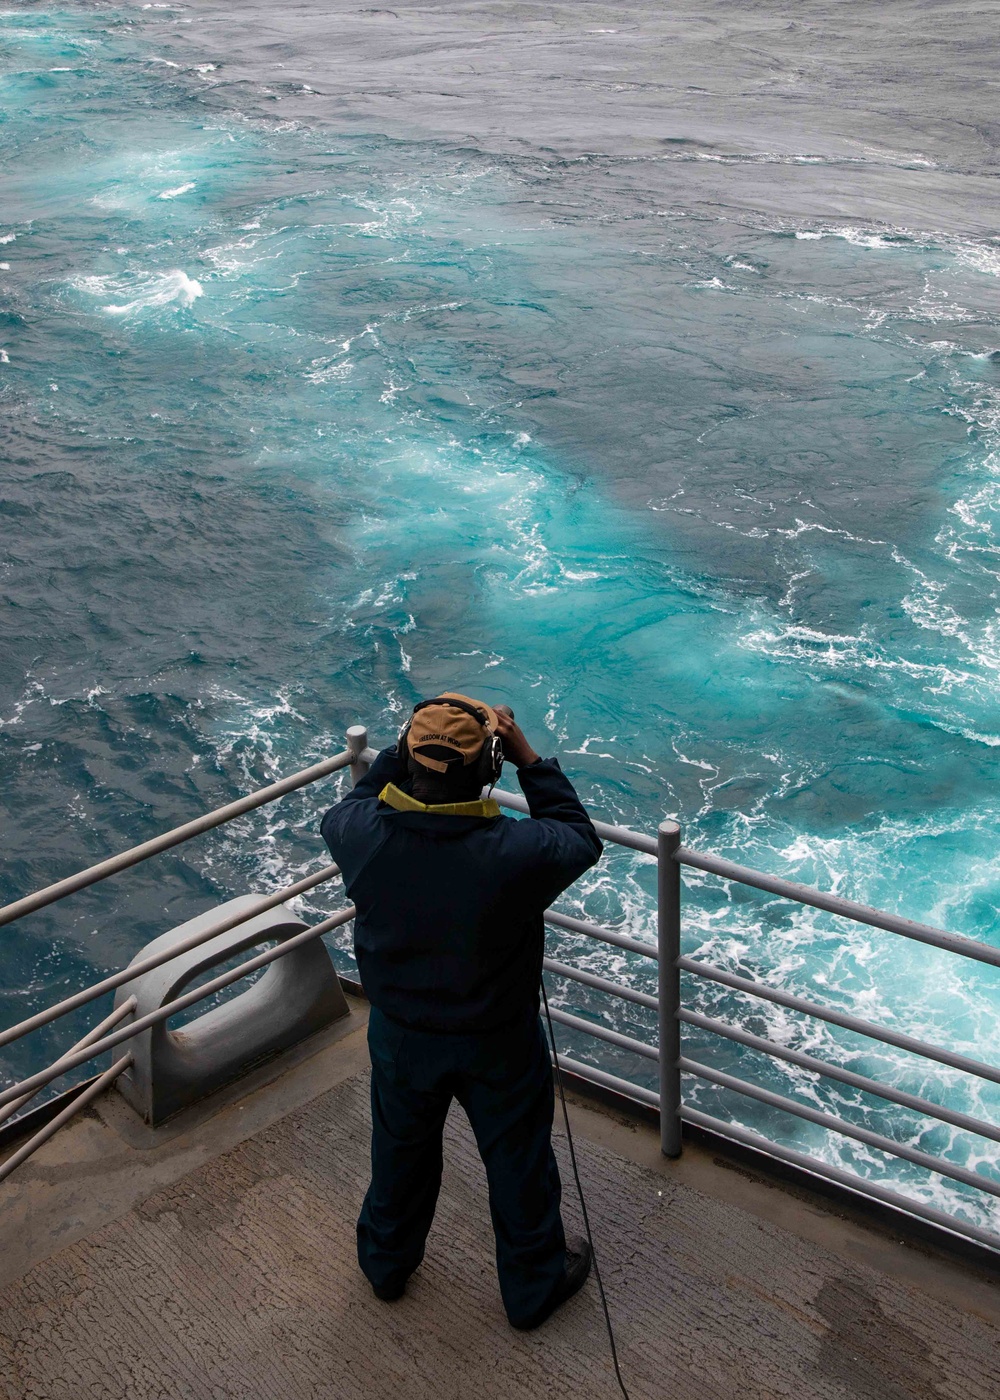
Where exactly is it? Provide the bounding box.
[1,724,1000,1259]
[0,731,367,1178]
[479,784,1000,1254]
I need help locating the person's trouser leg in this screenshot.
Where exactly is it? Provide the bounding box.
[458,1017,566,1328]
[357,1009,452,1294]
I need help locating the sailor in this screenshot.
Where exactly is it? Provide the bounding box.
[320,693,603,1330]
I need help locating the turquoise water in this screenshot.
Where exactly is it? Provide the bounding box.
[3,4,1000,1230]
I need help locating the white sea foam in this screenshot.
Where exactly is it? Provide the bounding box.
[304,356,353,384]
[157,181,195,199]
[672,744,716,773]
[349,195,423,239]
[0,350,9,364]
[76,268,203,315]
[0,263,9,271]
[379,378,408,405]
[792,224,1000,291]
[795,227,897,249]
[955,243,1000,278]
[857,143,938,170]
[0,233,16,245]
[0,679,110,730]
[200,232,266,275]
[690,151,830,167]
[738,616,981,697]
[105,269,203,313]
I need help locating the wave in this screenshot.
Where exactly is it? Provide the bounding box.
[790,224,1000,286]
[794,228,911,250]
[955,242,1000,279]
[157,181,196,199]
[624,148,939,171]
[73,268,204,315]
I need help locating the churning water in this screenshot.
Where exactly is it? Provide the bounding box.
[3,1,1000,1232]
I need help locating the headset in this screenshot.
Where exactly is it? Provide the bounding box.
[398,696,505,790]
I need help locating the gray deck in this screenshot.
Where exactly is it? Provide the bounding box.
[2,1005,999,1400]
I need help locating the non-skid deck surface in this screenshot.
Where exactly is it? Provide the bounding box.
[1,1068,998,1400]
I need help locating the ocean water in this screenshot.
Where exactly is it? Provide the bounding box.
[3,2,1000,1233]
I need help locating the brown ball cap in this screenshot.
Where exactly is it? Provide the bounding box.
[406,692,499,774]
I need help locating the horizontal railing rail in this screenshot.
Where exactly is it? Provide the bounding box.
[545,908,658,960]
[677,845,1000,969]
[542,957,659,1012]
[0,741,359,931]
[500,780,1000,966]
[3,725,1000,1258]
[680,1056,1000,1200]
[677,1007,1000,1147]
[676,954,1000,1086]
[492,787,658,856]
[547,1006,660,1063]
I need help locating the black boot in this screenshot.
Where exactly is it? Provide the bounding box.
[511,1236,593,1331]
[371,1277,407,1302]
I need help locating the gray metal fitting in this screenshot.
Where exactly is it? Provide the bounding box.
[113,895,349,1125]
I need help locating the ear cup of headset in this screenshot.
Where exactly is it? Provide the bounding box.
[396,717,413,763]
[475,732,504,789]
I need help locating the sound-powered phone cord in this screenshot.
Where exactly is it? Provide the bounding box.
[541,977,632,1400]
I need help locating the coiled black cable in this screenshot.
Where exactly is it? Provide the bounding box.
[541,978,632,1400]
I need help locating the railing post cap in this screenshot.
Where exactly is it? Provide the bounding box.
[658,819,681,838]
[346,724,368,756]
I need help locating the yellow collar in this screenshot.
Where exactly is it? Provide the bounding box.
[379,782,501,819]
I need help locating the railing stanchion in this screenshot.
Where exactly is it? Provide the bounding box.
[658,819,682,1158]
[347,726,370,787]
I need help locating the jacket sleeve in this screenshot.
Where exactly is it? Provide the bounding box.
[320,744,403,855]
[510,757,603,906]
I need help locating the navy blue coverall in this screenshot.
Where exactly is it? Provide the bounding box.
[320,744,602,1327]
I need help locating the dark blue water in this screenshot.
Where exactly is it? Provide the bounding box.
[3,2,1000,1230]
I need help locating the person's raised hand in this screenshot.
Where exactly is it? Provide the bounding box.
[494,710,540,769]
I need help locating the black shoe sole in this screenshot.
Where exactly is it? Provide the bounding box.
[509,1250,592,1331]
